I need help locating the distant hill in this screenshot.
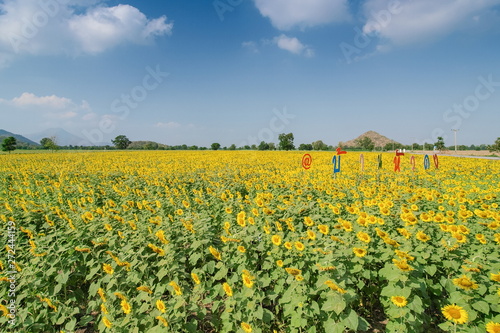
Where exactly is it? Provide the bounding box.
[28,128,93,146]
[342,131,400,148]
[0,129,39,146]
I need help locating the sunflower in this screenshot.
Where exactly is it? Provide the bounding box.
[102,263,114,275]
[137,286,153,294]
[284,242,293,250]
[242,274,254,288]
[285,268,302,276]
[223,282,233,297]
[98,288,107,302]
[191,273,201,285]
[307,230,316,240]
[237,246,246,253]
[317,224,329,235]
[476,234,487,244]
[294,241,305,251]
[209,246,222,261]
[486,322,500,333]
[271,235,282,246]
[325,280,346,294]
[353,247,367,258]
[392,259,414,272]
[0,304,8,316]
[490,272,500,282]
[416,231,430,242]
[156,300,166,313]
[121,300,131,314]
[452,275,478,290]
[441,304,468,324]
[169,281,182,296]
[100,304,108,314]
[156,316,169,327]
[304,216,314,226]
[241,322,252,333]
[295,275,304,281]
[391,296,407,307]
[356,231,371,243]
[102,316,112,328]
[276,260,284,267]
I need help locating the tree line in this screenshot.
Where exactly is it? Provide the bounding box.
[2,134,500,153]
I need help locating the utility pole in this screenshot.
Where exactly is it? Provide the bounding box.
[451,129,459,152]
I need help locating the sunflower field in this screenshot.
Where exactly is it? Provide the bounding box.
[0,151,499,333]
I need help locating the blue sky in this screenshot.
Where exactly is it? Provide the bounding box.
[1,0,500,147]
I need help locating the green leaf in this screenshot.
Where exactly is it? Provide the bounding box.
[425,264,437,276]
[157,267,168,281]
[65,318,77,331]
[343,310,359,332]
[254,306,263,320]
[472,301,489,315]
[214,266,228,280]
[322,293,346,315]
[322,319,344,333]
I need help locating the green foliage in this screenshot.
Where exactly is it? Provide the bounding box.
[298,143,313,151]
[211,143,221,150]
[489,137,500,152]
[356,137,375,151]
[112,135,131,149]
[258,141,270,151]
[2,136,17,153]
[40,137,59,151]
[435,137,446,151]
[278,133,295,151]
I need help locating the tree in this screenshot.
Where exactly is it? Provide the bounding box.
[258,141,270,151]
[112,135,131,149]
[434,137,445,151]
[489,137,500,152]
[211,143,221,150]
[268,143,276,151]
[278,133,295,151]
[298,143,313,150]
[229,144,236,150]
[40,137,58,151]
[312,140,327,151]
[356,137,375,151]
[1,136,17,153]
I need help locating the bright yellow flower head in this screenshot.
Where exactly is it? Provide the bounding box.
[441,304,468,324]
[391,296,407,307]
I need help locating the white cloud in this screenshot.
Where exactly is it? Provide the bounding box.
[68,5,173,54]
[361,0,500,45]
[274,34,314,57]
[0,92,91,120]
[155,121,181,129]
[0,0,172,60]
[9,92,73,108]
[254,0,350,30]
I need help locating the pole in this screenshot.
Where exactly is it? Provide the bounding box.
[451,129,459,152]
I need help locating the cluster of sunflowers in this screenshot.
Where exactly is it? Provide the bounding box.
[0,150,499,333]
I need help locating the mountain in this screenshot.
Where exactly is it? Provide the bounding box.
[342,131,400,148]
[28,128,93,146]
[0,129,40,146]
